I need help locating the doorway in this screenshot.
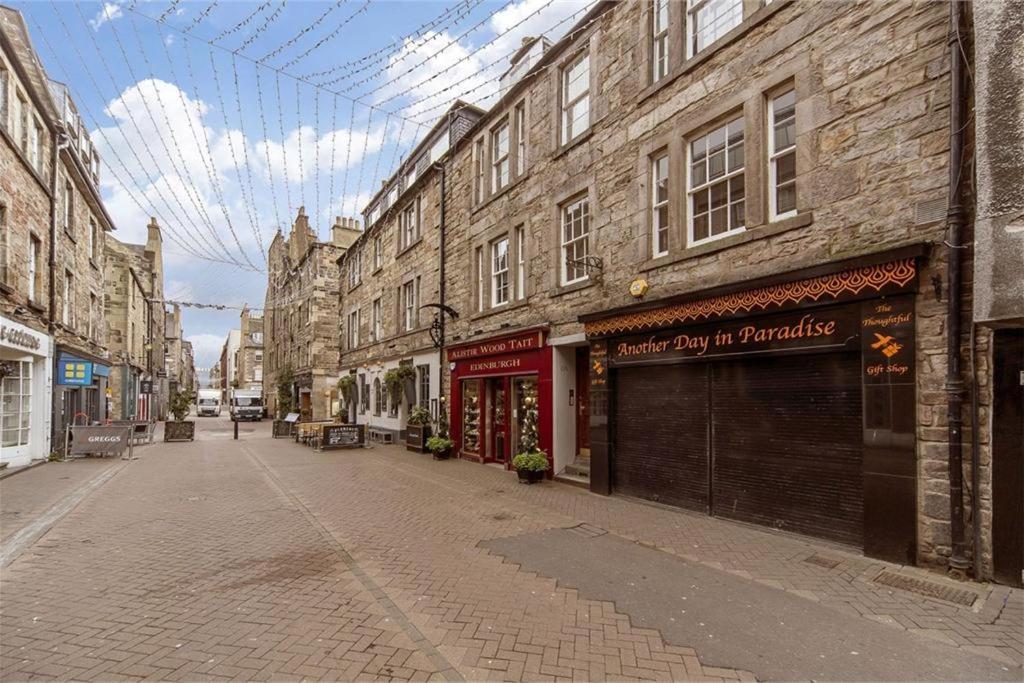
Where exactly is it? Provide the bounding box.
[575,347,590,458]
[992,329,1023,586]
[487,377,510,464]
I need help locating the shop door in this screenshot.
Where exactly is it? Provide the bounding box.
[711,352,863,547]
[488,377,510,464]
[613,364,710,512]
[992,329,1023,587]
[575,348,590,457]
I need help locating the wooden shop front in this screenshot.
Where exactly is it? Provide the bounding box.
[582,251,922,563]
[448,327,552,470]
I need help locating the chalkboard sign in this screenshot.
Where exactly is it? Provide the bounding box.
[321,424,364,450]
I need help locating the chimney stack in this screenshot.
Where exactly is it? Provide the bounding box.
[332,216,362,249]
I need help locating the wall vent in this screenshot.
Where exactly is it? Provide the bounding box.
[914,197,947,225]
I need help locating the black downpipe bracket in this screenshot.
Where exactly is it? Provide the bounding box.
[945,0,970,574]
[435,160,447,400]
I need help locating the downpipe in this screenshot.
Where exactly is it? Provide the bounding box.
[944,0,970,575]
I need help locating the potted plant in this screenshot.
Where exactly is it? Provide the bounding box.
[405,405,432,453]
[511,395,548,483]
[426,402,453,459]
[164,389,196,442]
[272,364,296,438]
[338,374,357,414]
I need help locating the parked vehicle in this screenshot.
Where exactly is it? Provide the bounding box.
[230,389,263,421]
[196,389,221,417]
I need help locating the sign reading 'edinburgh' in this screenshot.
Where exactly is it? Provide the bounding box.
[610,306,859,365]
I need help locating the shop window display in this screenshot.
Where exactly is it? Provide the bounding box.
[462,380,480,453]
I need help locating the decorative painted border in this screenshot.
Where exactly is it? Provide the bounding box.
[584,259,917,337]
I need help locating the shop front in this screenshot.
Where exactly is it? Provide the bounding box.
[1,316,53,467]
[582,252,921,564]
[53,348,110,444]
[448,327,552,470]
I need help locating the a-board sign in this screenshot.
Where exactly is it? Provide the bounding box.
[284,413,300,423]
[69,426,132,457]
[321,424,364,450]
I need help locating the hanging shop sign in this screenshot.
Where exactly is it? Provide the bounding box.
[609,306,860,366]
[861,296,915,384]
[140,380,153,394]
[58,357,93,386]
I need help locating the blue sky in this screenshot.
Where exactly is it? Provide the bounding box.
[15,0,589,375]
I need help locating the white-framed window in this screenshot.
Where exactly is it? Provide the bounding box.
[373,235,382,270]
[348,250,361,288]
[373,378,383,416]
[491,236,509,307]
[402,278,419,331]
[62,179,73,234]
[88,218,98,262]
[514,102,527,175]
[0,204,7,286]
[63,269,74,327]
[652,153,669,256]
[687,0,743,58]
[0,67,8,129]
[89,292,98,340]
[387,380,399,417]
[371,297,382,341]
[688,116,745,245]
[29,234,41,303]
[652,0,670,82]
[561,196,591,285]
[561,53,590,143]
[417,365,430,409]
[768,88,797,221]
[0,360,32,448]
[491,121,510,191]
[348,309,360,349]
[405,166,417,190]
[12,91,26,151]
[474,138,485,203]
[399,197,419,251]
[360,374,369,413]
[475,246,484,312]
[368,204,380,225]
[515,225,526,300]
[27,116,40,171]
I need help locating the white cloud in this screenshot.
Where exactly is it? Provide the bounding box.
[89,2,123,30]
[185,333,226,368]
[164,34,174,47]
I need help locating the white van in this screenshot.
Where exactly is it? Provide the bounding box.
[197,389,221,417]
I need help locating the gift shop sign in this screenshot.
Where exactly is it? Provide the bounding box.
[448,329,545,361]
[0,322,44,352]
[610,307,860,365]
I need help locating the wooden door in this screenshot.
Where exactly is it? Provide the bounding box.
[489,377,510,464]
[992,329,1023,587]
[575,347,590,457]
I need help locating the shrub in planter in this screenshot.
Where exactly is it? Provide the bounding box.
[405,405,433,452]
[272,364,297,438]
[426,435,454,460]
[338,374,357,414]
[512,451,549,484]
[165,390,196,442]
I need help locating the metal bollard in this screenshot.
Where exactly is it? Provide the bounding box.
[233,419,238,440]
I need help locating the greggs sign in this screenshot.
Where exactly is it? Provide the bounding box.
[448,329,545,361]
[611,307,859,365]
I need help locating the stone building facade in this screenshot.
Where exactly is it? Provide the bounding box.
[235,306,264,391]
[425,0,991,575]
[0,5,56,465]
[181,340,196,397]
[337,102,483,440]
[262,208,359,420]
[103,224,165,421]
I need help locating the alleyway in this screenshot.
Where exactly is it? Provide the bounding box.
[1,418,1021,682]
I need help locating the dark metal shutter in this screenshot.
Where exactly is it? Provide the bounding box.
[711,352,863,547]
[613,365,709,511]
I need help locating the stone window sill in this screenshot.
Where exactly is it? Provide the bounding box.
[471,171,529,215]
[396,237,423,259]
[470,298,529,322]
[553,128,594,161]
[551,278,596,298]
[639,211,813,273]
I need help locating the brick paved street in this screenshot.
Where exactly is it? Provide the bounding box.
[1,418,1021,681]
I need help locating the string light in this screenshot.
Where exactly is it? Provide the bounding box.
[213,0,273,43]
[236,0,287,53]
[258,0,344,64]
[231,53,270,265]
[182,0,218,33]
[275,71,295,219]
[279,0,372,71]
[255,67,285,233]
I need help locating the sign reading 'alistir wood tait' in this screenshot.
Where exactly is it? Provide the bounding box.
[610,307,860,365]
[447,328,546,361]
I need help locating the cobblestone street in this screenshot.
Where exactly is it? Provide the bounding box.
[1,418,1021,681]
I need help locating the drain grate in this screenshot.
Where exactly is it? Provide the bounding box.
[873,570,979,606]
[804,554,841,569]
[567,523,608,538]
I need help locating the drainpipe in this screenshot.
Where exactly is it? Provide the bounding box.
[945,0,970,574]
[434,159,447,402]
[48,132,70,330]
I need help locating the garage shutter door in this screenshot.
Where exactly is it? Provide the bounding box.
[711,352,863,547]
[613,365,709,511]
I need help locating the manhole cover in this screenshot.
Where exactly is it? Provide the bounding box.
[872,570,979,606]
[567,523,607,538]
[804,554,841,569]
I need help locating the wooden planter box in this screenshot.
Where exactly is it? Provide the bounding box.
[164,421,195,442]
[516,468,544,484]
[272,420,294,438]
[406,424,431,453]
[431,446,452,460]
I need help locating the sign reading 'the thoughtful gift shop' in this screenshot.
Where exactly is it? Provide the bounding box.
[610,306,860,365]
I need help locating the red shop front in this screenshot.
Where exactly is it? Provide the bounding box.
[448,327,552,470]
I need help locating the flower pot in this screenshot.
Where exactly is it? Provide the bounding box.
[431,447,452,460]
[406,424,431,452]
[516,468,544,484]
[164,420,195,442]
